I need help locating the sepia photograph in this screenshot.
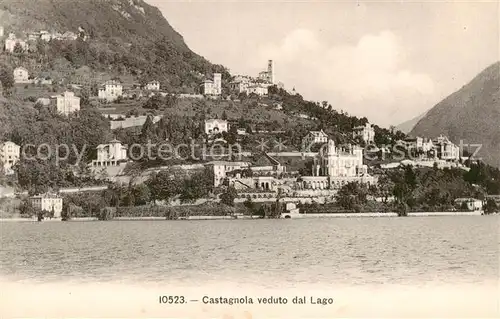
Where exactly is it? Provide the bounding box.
[0,0,499,318]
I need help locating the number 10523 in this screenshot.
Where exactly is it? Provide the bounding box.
[159,296,186,304]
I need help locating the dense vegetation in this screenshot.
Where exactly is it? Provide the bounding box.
[267,86,407,147]
[0,0,229,92]
[333,163,500,214]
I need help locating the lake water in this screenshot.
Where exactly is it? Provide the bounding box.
[1,216,499,318]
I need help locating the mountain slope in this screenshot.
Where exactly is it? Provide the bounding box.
[0,0,188,48]
[411,61,500,167]
[0,0,229,92]
[396,110,428,133]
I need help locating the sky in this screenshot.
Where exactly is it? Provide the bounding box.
[147,0,499,128]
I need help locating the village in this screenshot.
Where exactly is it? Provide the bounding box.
[0,24,498,220]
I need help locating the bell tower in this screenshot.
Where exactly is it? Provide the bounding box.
[267,60,274,84]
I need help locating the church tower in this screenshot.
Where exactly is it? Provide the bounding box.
[267,60,274,84]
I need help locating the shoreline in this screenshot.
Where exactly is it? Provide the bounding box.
[0,211,488,222]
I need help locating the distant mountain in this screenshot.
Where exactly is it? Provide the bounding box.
[396,110,429,133]
[0,0,229,92]
[410,62,500,167]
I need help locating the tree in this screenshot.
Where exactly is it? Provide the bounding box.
[140,114,157,143]
[13,42,25,54]
[269,188,284,218]
[19,199,36,218]
[221,110,228,120]
[179,168,214,203]
[220,186,237,207]
[0,66,14,92]
[0,160,5,185]
[143,95,163,110]
[132,183,151,206]
[460,201,470,211]
[335,182,368,213]
[146,170,181,204]
[243,198,256,214]
[484,199,498,215]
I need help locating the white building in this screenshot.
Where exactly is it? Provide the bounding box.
[145,80,160,91]
[0,141,20,175]
[40,31,52,42]
[0,26,4,37]
[454,198,483,211]
[313,139,368,178]
[300,139,376,190]
[202,73,222,95]
[98,80,123,102]
[302,130,328,150]
[29,193,63,218]
[61,31,78,41]
[33,76,53,85]
[213,73,222,95]
[28,31,52,42]
[434,135,460,161]
[353,123,375,144]
[229,79,249,94]
[246,84,268,96]
[28,32,40,41]
[421,138,434,153]
[4,33,28,52]
[206,161,251,187]
[35,98,51,106]
[51,91,80,115]
[205,119,228,135]
[13,67,29,83]
[401,136,435,156]
[92,139,128,167]
[258,60,274,84]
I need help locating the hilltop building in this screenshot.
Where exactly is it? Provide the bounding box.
[92,139,128,167]
[229,64,273,96]
[229,76,250,94]
[353,123,375,144]
[399,136,435,157]
[28,30,51,42]
[50,91,80,116]
[202,73,222,95]
[61,31,78,41]
[246,84,268,96]
[302,130,328,150]
[28,30,79,42]
[0,141,20,175]
[78,26,89,41]
[29,193,63,218]
[13,67,29,83]
[4,33,28,52]
[404,136,434,152]
[33,76,53,85]
[204,119,228,135]
[258,60,274,84]
[433,135,460,161]
[145,80,160,91]
[98,80,123,102]
[36,98,51,106]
